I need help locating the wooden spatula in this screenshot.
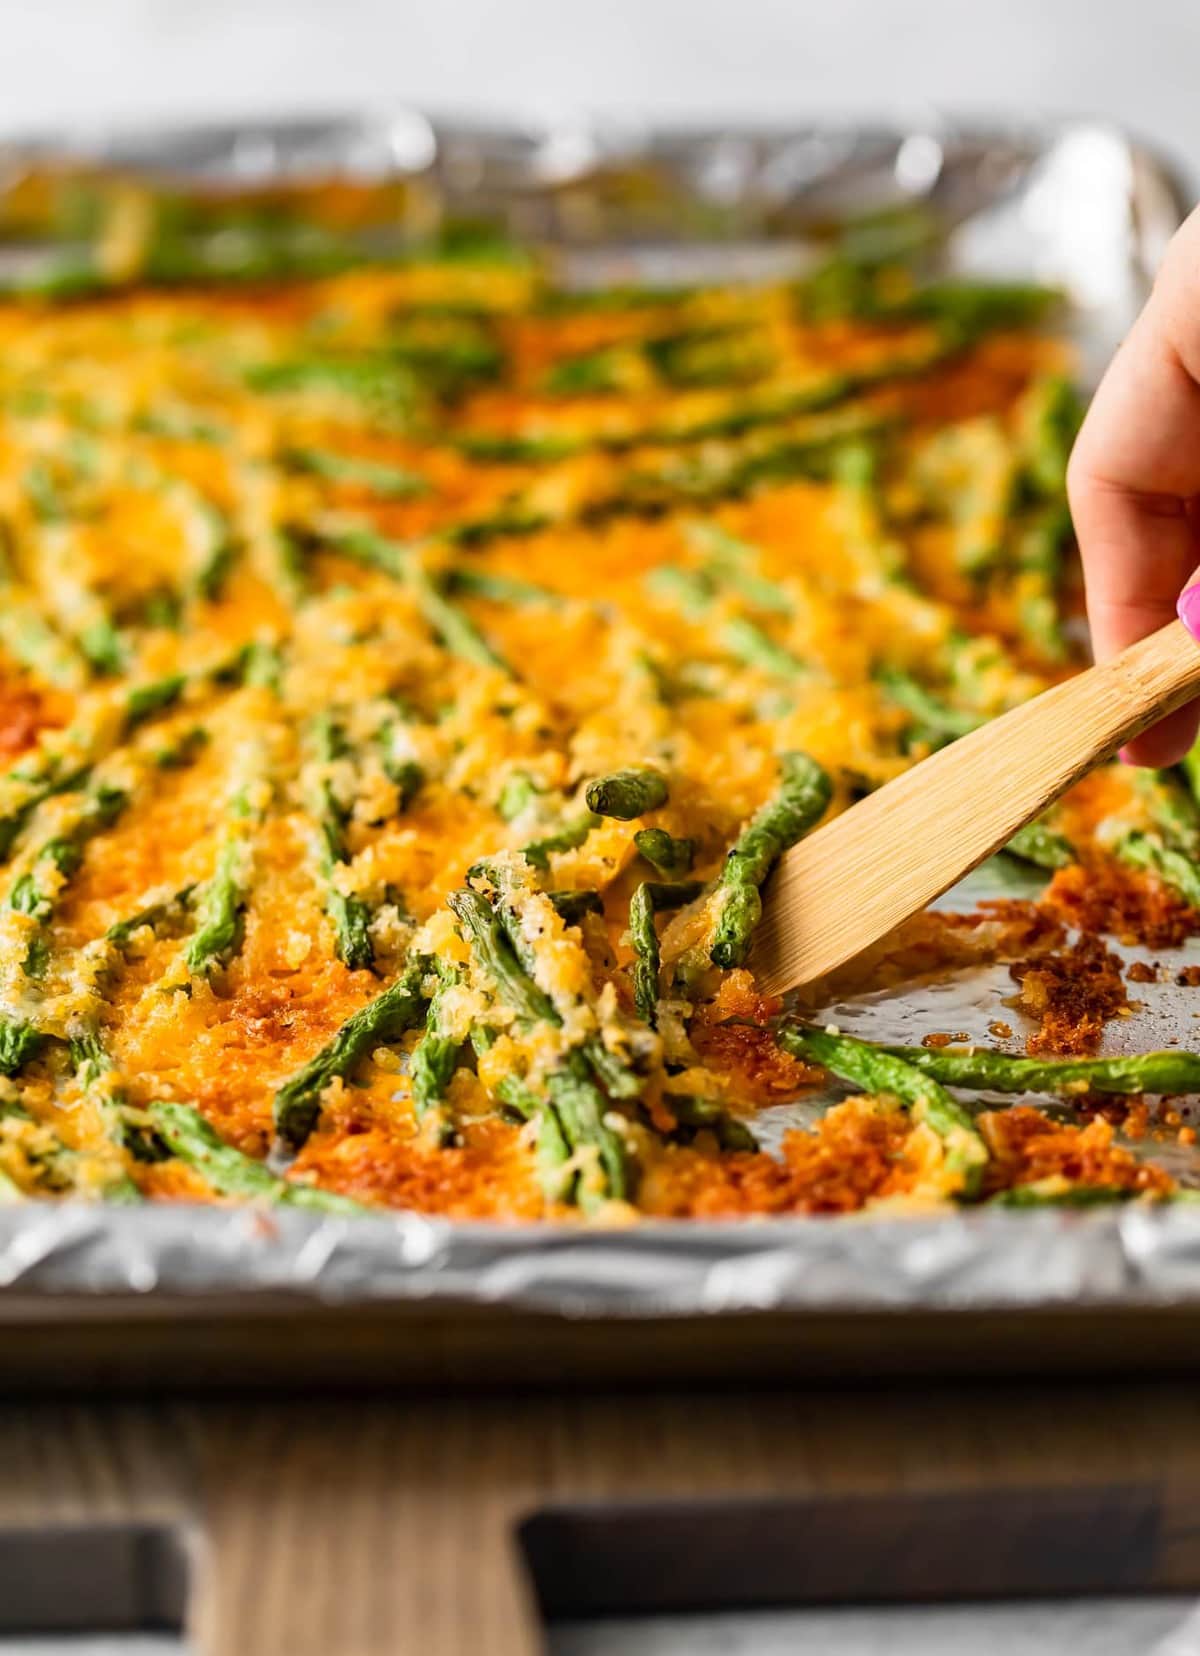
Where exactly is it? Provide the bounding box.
[750,618,1200,995]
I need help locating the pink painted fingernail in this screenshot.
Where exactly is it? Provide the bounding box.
[1178,584,1200,640]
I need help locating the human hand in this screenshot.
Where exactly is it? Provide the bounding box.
[1068,204,1200,766]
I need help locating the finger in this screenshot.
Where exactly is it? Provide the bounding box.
[1067,208,1200,763]
[1078,485,1200,764]
[1068,474,1198,663]
[1119,704,1200,770]
[1069,375,1200,764]
[1071,203,1200,505]
[1068,293,1200,661]
[1150,576,1200,767]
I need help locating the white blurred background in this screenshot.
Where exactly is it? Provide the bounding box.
[0,0,1195,181]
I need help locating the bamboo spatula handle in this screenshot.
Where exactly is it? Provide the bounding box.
[751,619,1200,995]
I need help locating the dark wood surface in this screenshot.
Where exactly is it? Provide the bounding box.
[4,1378,1200,1655]
[5,1299,1200,1388]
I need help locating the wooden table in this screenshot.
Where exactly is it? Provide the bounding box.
[4,1377,1200,1655]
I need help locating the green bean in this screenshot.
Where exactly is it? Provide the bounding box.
[544,346,629,395]
[547,890,604,926]
[521,811,600,871]
[646,565,806,679]
[710,752,831,969]
[150,1101,367,1213]
[469,1023,574,1202]
[540,1064,629,1212]
[623,346,940,448]
[184,757,271,979]
[23,457,69,523]
[2,257,106,300]
[446,569,562,607]
[453,433,581,465]
[104,885,197,952]
[630,880,703,1024]
[1020,375,1084,498]
[244,355,419,419]
[307,714,374,972]
[634,827,695,877]
[1016,580,1069,666]
[876,1042,1200,1096]
[497,770,542,822]
[76,614,127,676]
[914,280,1063,333]
[318,413,889,561]
[465,871,643,1103]
[646,565,711,619]
[9,786,126,920]
[139,476,241,606]
[133,405,227,444]
[585,767,669,820]
[1015,500,1072,574]
[465,384,878,461]
[320,525,511,673]
[535,283,692,316]
[877,666,986,750]
[414,566,515,669]
[910,416,1017,577]
[0,1017,42,1077]
[409,965,463,1144]
[683,521,791,613]
[1004,818,1074,871]
[500,1094,572,1198]
[8,783,128,976]
[992,1181,1136,1209]
[666,1095,758,1152]
[1182,741,1200,812]
[375,706,424,812]
[0,1091,140,1204]
[1134,768,1200,861]
[384,328,505,400]
[272,526,311,604]
[273,957,429,1151]
[139,223,362,286]
[720,616,808,678]
[1116,830,1200,909]
[447,888,629,1204]
[68,1031,167,1165]
[643,322,774,390]
[0,765,87,864]
[153,726,209,771]
[0,596,90,690]
[280,446,429,498]
[776,1023,987,1196]
[832,439,909,585]
[120,645,253,733]
[442,506,553,550]
[593,413,893,514]
[450,888,560,1026]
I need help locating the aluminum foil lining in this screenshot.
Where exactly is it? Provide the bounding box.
[6,1200,1200,1316]
[0,110,1194,1318]
[0,111,1184,375]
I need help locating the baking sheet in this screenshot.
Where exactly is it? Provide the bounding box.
[0,109,1196,1331]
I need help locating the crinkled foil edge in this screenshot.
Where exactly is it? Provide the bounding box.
[3,1205,1200,1316]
